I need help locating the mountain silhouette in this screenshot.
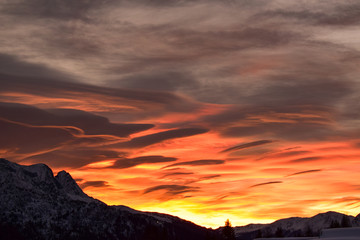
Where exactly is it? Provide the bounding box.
[0,158,217,240]
[222,211,360,239]
[1,158,359,240]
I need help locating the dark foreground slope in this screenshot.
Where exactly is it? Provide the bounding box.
[223,210,360,240]
[0,158,219,240]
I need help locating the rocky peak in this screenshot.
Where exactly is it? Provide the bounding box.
[0,157,17,169]
[55,170,89,199]
[24,163,55,182]
[0,158,212,240]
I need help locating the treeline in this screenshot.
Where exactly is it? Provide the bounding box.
[242,215,354,240]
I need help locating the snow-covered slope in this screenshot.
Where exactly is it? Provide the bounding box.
[0,158,214,240]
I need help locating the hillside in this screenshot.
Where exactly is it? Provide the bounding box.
[0,158,217,240]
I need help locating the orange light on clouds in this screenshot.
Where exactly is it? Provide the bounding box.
[3,96,360,228]
[2,0,360,231]
[46,134,360,228]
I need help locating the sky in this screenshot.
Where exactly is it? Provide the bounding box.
[1,0,360,228]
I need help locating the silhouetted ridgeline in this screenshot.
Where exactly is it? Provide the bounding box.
[0,158,224,240]
[220,211,360,240]
[1,158,359,240]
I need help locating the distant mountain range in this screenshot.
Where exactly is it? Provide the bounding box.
[1,158,359,240]
[226,210,360,240]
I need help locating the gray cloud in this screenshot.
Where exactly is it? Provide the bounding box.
[105,26,300,79]
[0,53,73,80]
[0,0,199,21]
[250,77,353,106]
[0,72,201,119]
[2,0,359,110]
[163,159,225,169]
[109,71,199,92]
[0,0,115,20]
[222,122,336,141]
[110,155,177,169]
[0,102,153,137]
[0,102,139,168]
[1,0,360,178]
[203,102,360,141]
[47,108,153,137]
[26,148,126,168]
[255,3,360,26]
[204,104,332,126]
[0,117,76,154]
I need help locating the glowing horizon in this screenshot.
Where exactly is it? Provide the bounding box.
[1,0,360,229]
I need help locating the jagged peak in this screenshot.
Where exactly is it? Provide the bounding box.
[0,158,16,166]
[0,158,9,162]
[0,158,53,174]
[56,170,71,178]
[0,158,17,173]
[25,163,53,174]
[0,158,54,179]
[23,162,55,182]
[55,170,77,185]
[55,169,91,200]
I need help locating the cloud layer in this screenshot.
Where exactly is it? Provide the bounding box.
[1,0,360,228]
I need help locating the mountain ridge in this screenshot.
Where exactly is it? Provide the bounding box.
[1,158,359,240]
[0,158,216,240]
[224,210,360,239]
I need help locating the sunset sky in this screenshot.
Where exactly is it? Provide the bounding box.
[1,0,360,228]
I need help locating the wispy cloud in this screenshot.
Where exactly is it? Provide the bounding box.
[290,156,323,163]
[162,159,225,169]
[250,181,283,188]
[286,169,322,177]
[110,155,177,169]
[143,184,199,196]
[1,0,360,228]
[81,181,110,189]
[160,172,194,178]
[116,128,209,149]
[220,140,273,153]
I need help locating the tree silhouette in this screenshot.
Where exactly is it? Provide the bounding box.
[305,225,314,237]
[255,229,262,238]
[262,227,272,238]
[341,215,351,228]
[222,219,236,240]
[330,220,340,228]
[294,229,304,237]
[275,227,284,237]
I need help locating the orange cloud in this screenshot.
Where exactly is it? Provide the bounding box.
[1,90,360,228]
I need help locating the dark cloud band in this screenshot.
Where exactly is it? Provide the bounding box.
[162,159,225,169]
